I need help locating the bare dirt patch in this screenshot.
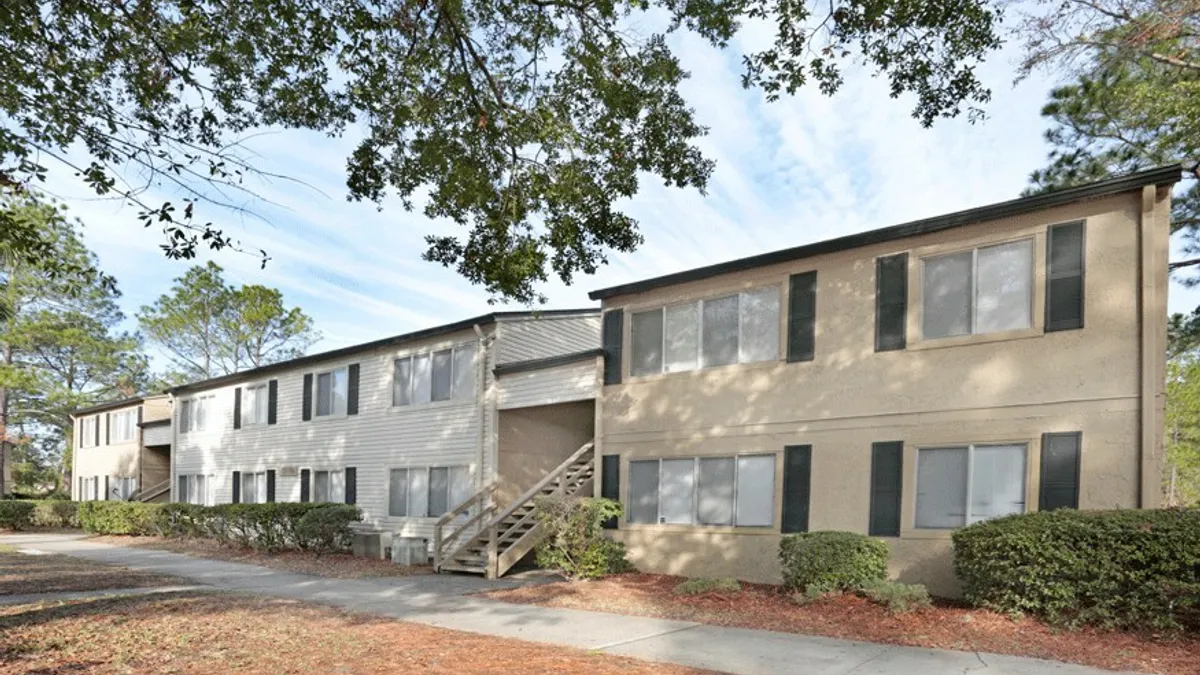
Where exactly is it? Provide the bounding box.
[0,549,187,596]
[485,573,1200,675]
[91,535,432,579]
[0,591,712,675]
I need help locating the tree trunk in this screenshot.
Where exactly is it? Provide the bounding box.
[0,342,10,497]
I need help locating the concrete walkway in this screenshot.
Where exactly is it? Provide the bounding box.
[1,533,1138,675]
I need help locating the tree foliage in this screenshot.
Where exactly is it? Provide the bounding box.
[1,0,1003,302]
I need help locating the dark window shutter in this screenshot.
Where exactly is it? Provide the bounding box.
[302,374,314,421]
[1046,221,1085,332]
[869,441,903,536]
[1040,432,1081,511]
[105,413,111,445]
[137,405,143,425]
[266,470,276,503]
[347,364,360,415]
[233,387,242,430]
[300,469,311,503]
[875,253,909,351]
[267,380,278,425]
[177,475,187,502]
[104,475,110,500]
[787,271,817,362]
[345,467,357,504]
[94,416,100,447]
[232,471,241,504]
[601,455,620,529]
[782,445,812,534]
[602,310,624,385]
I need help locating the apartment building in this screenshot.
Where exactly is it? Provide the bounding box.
[70,395,173,502]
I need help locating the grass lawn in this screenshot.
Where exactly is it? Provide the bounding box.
[0,548,188,596]
[90,535,432,579]
[485,573,1200,675]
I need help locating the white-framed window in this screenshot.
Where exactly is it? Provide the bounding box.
[315,367,349,417]
[243,384,269,426]
[177,474,215,505]
[921,238,1034,340]
[82,476,100,501]
[240,471,268,504]
[393,343,476,407]
[80,416,98,448]
[311,468,344,503]
[915,443,1028,529]
[179,395,216,433]
[109,476,137,500]
[388,465,473,517]
[631,287,781,377]
[627,454,776,527]
[109,410,137,444]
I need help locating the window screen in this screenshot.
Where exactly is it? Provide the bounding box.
[449,466,473,510]
[453,345,476,400]
[316,373,332,416]
[915,447,969,528]
[389,469,408,516]
[428,466,450,516]
[314,470,330,503]
[664,303,699,372]
[735,455,776,526]
[329,469,345,503]
[702,295,739,367]
[408,468,429,517]
[969,444,1026,523]
[627,460,660,524]
[659,459,695,524]
[631,310,664,376]
[331,369,348,416]
[740,287,780,363]
[412,354,432,405]
[922,252,972,339]
[431,349,453,402]
[393,358,412,406]
[975,240,1033,334]
[697,457,735,525]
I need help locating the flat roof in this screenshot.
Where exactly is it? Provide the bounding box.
[588,164,1183,301]
[167,308,599,395]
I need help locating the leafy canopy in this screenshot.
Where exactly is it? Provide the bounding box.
[1,0,1002,302]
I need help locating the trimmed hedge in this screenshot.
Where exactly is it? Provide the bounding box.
[779,531,890,592]
[30,500,79,528]
[953,508,1200,630]
[77,501,162,535]
[0,501,36,530]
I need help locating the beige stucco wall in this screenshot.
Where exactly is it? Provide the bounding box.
[496,400,595,506]
[141,395,172,423]
[599,189,1171,598]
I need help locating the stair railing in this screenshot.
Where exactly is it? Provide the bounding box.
[433,482,497,572]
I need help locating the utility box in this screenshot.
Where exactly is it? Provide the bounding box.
[351,529,391,560]
[391,537,428,566]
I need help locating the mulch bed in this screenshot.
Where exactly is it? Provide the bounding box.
[0,549,188,596]
[0,592,712,674]
[90,535,433,579]
[486,573,1200,675]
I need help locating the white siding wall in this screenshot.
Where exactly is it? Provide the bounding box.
[142,424,172,446]
[495,314,600,364]
[498,359,599,410]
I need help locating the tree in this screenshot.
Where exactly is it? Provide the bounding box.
[1,0,1004,303]
[138,262,319,380]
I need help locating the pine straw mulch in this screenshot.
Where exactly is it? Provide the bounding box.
[0,591,713,675]
[90,535,433,579]
[0,549,188,596]
[485,573,1200,675]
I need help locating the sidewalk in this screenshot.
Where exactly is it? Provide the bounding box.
[1,533,1139,675]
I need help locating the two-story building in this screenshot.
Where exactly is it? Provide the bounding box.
[71,395,173,502]
[588,165,1178,596]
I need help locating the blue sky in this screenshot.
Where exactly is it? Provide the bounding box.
[42,27,1200,358]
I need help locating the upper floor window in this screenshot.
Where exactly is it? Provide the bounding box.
[109,409,137,444]
[921,239,1033,340]
[243,384,268,426]
[393,343,476,406]
[315,367,349,417]
[915,443,1027,529]
[180,394,215,434]
[631,287,780,377]
[80,416,98,447]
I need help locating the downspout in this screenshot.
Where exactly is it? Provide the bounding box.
[472,324,495,493]
[1139,185,1169,508]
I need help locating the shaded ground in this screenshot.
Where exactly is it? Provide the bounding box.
[90,535,433,579]
[0,592,712,675]
[0,548,187,596]
[486,573,1200,675]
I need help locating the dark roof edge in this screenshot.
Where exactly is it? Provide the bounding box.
[139,418,171,428]
[493,349,604,376]
[167,308,600,395]
[71,396,146,416]
[588,164,1183,301]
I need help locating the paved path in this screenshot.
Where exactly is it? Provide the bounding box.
[1,533,1139,675]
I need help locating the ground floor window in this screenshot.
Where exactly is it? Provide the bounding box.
[627,454,776,527]
[388,466,472,517]
[241,471,268,504]
[79,476,101,501]
[177,474,213,505]
[311,469,343,503]
[110,476,137,500]
[915,443,1027,528]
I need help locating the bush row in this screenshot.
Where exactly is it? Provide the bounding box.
[77,501,362,554]
[0,500,79,530]
[533,496,631,579]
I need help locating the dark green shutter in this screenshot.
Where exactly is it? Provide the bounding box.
[602,310,624,385]
[1040,432,1081,511]
[875,253,908,351]
[105,413,111,445]
[267,380,278,425]
[300,469,311,503]
[301,374,314,421]
[93,415,99,446]
[231,471,241,504]
[266,470,276,503]
[869,441,903,536]
[787,271,817,362]
[347,364,360,415]
[344,467,357,504]
[1046,221,1085,332]
[104,475,110,500]
[782,445,812,534]
[177,476,186,503]
[601,455,619,529]
[233,387,242,430]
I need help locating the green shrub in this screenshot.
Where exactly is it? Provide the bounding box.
[295,504,361,555]
[674,577,742,595]
[0,501,36,530]
[953,508,1200,630]
[533,496,632,580]
[860,580,932,613]
[77,501,163,535]
[156,503,211,538]
[779,531,889,592]
[30,500,79,528]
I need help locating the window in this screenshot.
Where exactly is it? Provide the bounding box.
[243,384,268,426]
[180,395,216,433]
[922,239,1034,339]
[388,466,472,517]
[241,471,268,504]
[111,476,137,500]
[315,368,349,417]
[110,410,137,444]
[915,443,1027,529]
[178,474,212,505]
[311,469,344,503]
[393,343,476,406]
[631,287,781,377]
[80,416,97,447]
[627,454,776,527]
